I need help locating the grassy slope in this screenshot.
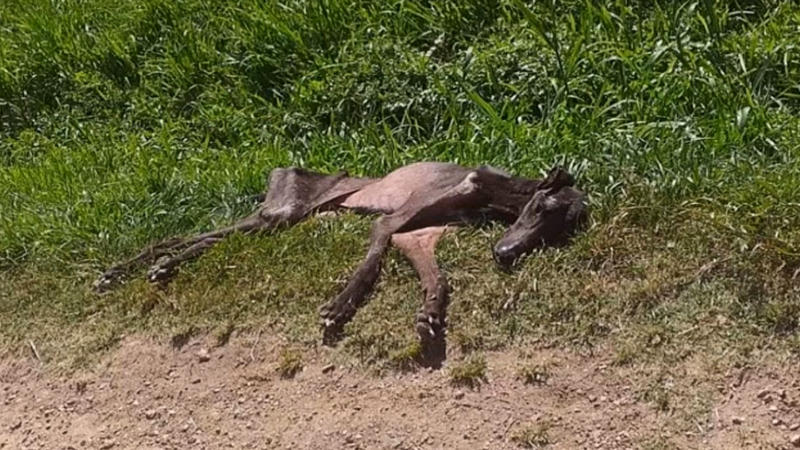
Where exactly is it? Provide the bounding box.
[1,0,800,370]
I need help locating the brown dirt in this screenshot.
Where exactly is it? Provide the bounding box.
[1,334,799,450]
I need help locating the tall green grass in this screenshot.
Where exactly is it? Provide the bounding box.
[1,0,800,365]
[2,0,799,267]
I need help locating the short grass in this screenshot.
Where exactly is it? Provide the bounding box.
[510,421,551,449]
[276,346,304,379]
[448,352,488,388]
[517,361,551,386]
[1,0,800,373]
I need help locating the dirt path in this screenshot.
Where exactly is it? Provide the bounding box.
[1,335,798,450]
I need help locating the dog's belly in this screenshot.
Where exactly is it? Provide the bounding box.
[339,162,470,214]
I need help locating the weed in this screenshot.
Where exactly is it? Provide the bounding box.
[388,341,423,372]
[517,362,550,385]
[213,320,236,347]
[612,341,642,367]
[638,435,679,450]
[638,371,673,413]
[510,421,551,449]
[448,353,487,388]
[276,347,304,379]
[449,327,486,354]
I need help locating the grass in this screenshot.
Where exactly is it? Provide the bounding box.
[387,340,424,372]
[0,0,800,375]
[448,352,488,388]
[212,320,236,347]
[510,421,551,449]
[276,346,304,379]
[517,361,551,385]
[639,436,680,450]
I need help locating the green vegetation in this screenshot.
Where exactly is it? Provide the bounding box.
[387,340,424,372]
[1,0,799,368]
[511,421,551,449]
[517,361,550,385]
[448,352,488,387]
[276,346,304,378]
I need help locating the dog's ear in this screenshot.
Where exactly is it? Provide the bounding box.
[539,166,575,191]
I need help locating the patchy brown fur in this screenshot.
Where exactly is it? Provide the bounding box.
[95,162,588,344]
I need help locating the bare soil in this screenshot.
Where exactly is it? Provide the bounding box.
[2,334,798,450]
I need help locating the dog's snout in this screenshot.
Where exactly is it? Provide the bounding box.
[493,245,516,269]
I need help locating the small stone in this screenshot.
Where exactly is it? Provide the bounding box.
[188,436,197,444]
[454,391,465,400]
[181,424,190,433]
[769,405,779,413]
[757,389,771,399]
[322,364,336,374]
[145,409,159,420]
[791,434,800,447]
[99,438,116,449]
[9,420,22,431]
[588,395,597,403]
[732,417,744,425]
[191,378,201,384]
[773,418,782,426]
[197,349,210,363]
[600,396,608,403]
[791,424,800,431]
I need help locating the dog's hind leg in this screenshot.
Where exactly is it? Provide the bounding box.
[95,167,376,291]
[143,213,268,283]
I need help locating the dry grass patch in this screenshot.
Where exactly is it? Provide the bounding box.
[448,353,488,388]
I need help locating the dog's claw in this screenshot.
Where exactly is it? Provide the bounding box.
[416,309,443,342]
[146,265,175,283]
[415,321,437,340]
[92,272,118,293]
[319,306,342,330]
[319,302,354,346]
